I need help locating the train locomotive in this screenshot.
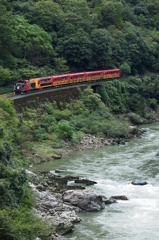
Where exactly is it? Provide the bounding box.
[14,69,120,95]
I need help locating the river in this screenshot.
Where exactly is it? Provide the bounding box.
[36,123,159,240]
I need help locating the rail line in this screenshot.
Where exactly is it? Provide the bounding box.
[9,78,115,101]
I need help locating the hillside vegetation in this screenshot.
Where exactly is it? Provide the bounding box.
[1,75,159,237]
[0,0,159,85]
[1,0,159,239]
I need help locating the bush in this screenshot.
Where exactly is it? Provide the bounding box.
[120,62,131,76]
[72,131,84,143]
[56,120,74,139]
[0,66,11,86]
[0,163,27,208]
[54,109,72,120]
[128,94,141,111]
[149,98,158,110]
[129,113,143,124]
[34,127,50,140]
[0,206,52,240]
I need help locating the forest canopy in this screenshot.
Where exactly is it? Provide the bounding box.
[0,0,159,86]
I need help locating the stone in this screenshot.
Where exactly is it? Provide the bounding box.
[111,195,129,200]
[55,169,67,173]
[74,178,97,185]
[155,151,159,156]
[62,190,105,211]
[131,179,148,185]
[26,170,39,184]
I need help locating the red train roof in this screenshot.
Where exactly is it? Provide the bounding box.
[29,69,120,81]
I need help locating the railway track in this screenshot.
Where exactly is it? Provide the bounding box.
[7,79,109,101]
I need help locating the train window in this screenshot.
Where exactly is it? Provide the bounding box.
[30,83,35,88]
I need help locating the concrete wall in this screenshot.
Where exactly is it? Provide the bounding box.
[14,86,86,112]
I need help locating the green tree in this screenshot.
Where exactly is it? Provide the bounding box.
[31,0,65,32]
[90,28,112,69]
[56,28,92,71]
[128,93,141,111]
[0,0,16,70]
[64,0,93,32]
[0,66,11,86]
[82,87,104,111]
[120,62,131,76]
[13,16,55,66]
[101,0,125,28]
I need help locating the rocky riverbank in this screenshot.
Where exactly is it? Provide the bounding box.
[57,125,145,156]
[27,124,147,239]
[30,125,146,165]
[27,170,129,239]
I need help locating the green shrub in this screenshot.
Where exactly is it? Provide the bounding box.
[0,66,11,86]
[0,206,52,240]
[149,98,158,110]
[41,115,56,132]
[120,62,131,76]
[128,94,141,111]
[0,163,27,208]
[34,127,50,140]
[129,113,143,124]
[56,120,74,139]
[54,109,72,120]
[72,131,84,143]
[0,141,12,166]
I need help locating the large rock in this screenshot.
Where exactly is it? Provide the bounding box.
[131,179,147,185]
[111,195,129,200]
[74,178,97,185]
[26,170,39,184]
[62,190,105,211]
[155,151,159,156]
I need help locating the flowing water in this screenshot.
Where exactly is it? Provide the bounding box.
[36,123,159,240]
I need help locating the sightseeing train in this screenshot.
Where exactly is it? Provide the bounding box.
[14,69,120,94]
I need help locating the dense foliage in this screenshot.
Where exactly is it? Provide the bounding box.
[0,98,52,239]
[1,0,159,238]
[0,0,159,86]
[0,73,159,238]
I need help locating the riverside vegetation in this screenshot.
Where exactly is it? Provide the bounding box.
[1,0,159,238]
[1,74,159,239]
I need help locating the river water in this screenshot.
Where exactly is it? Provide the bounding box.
[36,123,159,240]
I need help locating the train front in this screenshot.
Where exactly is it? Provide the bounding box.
[14,80,29,94]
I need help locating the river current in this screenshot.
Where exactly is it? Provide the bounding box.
[36,123,159,240]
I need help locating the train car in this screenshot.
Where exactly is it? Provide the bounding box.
[103,69,120,79]
[86,70,103,81]
[14,76,53,94]
[52,74,69,87]
[14,69,120,94]
[69,72,86,84]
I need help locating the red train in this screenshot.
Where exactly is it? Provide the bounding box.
[14,69,120,94]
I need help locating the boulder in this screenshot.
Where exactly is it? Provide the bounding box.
[55,169,67,173]
[62,190,105,211]
[131,179,147,185]
[74,178,97,185]
[26,170,39,184]
[102,196,117,204]
[52,154,62,160]
[155,151,159,156]
[111,195,129,200]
